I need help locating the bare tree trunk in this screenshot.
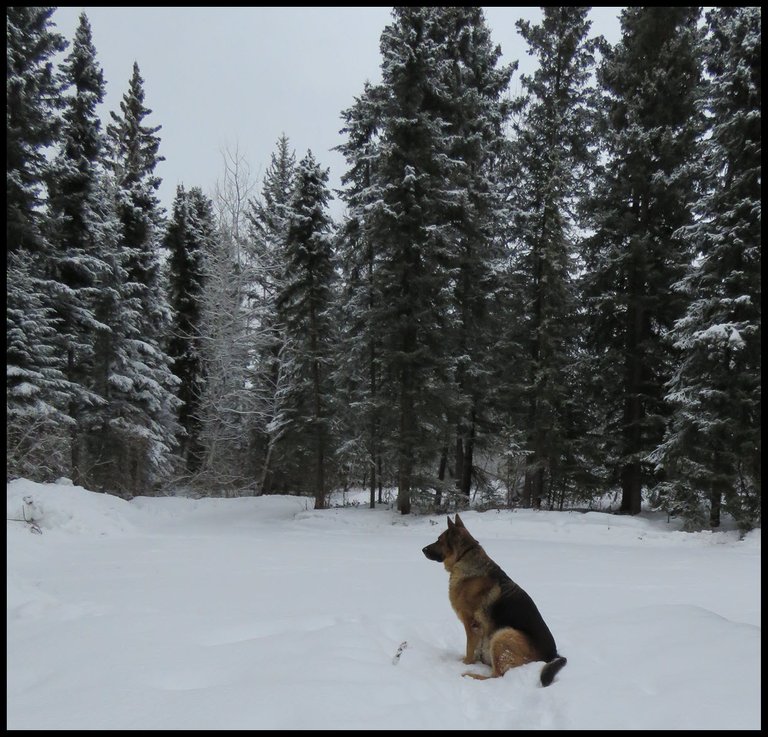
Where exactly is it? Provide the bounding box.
[366,167,378,511]
[436,443,448,508]
[67,348,82,487]
[367,298,376,510]
[523,198,551,511]
[397,364,413,515]
[455,433,464,496]
[524,465,545,510]
[368,453,376,509]
[258,441,275,495]
[709,488,722,528]
[619,238,644,516]
[458,407,476,499]
[310,300,326,510]
[620,463,642,514]
[710,451,723,528]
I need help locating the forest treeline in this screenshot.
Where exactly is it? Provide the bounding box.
[6,7,761,529]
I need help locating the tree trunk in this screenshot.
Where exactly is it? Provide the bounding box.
[522,417,542,509]
[709,488,722,528]
[397,365,413,515]
[258,440,275,496]
[397,277,416,514]
[619,213,645,516]
[524,465,544,510]
[309,302,326,510]
[312,355,326,509]
[315,423,326,509]
[455,434,464,496]
[67,348,82,487]
[521,465,532,508]
[368,453,377,509]
[436,443,448,508]
[710,451,723,527]
[619,462,642,514]
[368,313,377,510]
[367,175,377,511]
[522,204,548,510]
[458,408,476,499]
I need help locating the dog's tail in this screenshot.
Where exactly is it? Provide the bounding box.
[540,655,567,687]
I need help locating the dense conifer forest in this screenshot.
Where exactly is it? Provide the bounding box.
[7,7,760,529]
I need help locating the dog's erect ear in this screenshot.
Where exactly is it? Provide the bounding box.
[447,515,454,529]
[454,514,465,528]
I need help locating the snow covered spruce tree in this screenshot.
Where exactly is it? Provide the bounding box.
[372,8,459,514]
[273,151,337,509]
[509,7,600,509]
[651,7,761,530]
[6,7,71,479]
[335,81,389,508]
[244,135,297,494]
[344,9,461,513]
[6,250,73,480]
[7,6,66,253]
[247,134,295,302]
[165,185,216,474]
[45,12,120,487]
[579,8,704,514]
[104,62,181,494]
[337,8,516,513]
[436,7,515,506]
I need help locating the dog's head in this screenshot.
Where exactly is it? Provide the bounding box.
[422,514,478,572]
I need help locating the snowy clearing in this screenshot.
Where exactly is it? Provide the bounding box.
[6,478,760,730]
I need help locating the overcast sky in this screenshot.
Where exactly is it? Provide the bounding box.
[50,7,623,219]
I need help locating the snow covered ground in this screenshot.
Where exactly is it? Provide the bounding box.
[7,478,761,730]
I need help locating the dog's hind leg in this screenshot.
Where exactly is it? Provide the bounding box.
[462,627,540,679]
[462,671,494,680]
[490,627,541,676]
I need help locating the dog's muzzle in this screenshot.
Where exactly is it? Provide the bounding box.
[422,544,444,562]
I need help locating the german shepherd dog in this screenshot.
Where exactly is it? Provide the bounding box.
[422,514,567,687]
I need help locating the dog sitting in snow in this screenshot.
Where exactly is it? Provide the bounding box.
[422,514,566,686]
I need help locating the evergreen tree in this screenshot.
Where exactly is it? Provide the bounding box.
[580,7,704,514]
[247,134,295,302]
[275,151,337,509]
[105,61,180,493]
[165,185,216,473]
[7,250,72,480]
[6,7,70,478]
[510,7,599,509]
[106,62,166,329]
[6,6,67,253]
[336,81,388,508]
[45,11,114,486]
[368,7,469,514]
[245,135,297,493]
[83,174,148,496]
[337,8,516,513]
[437,7,515,504]
[651,7,761,530]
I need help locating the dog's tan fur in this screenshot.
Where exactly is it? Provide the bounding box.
[422,514,566,686]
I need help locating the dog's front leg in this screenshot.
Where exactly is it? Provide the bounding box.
[461,617,482,664]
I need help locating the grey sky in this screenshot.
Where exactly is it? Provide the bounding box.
[51,7,622,218]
